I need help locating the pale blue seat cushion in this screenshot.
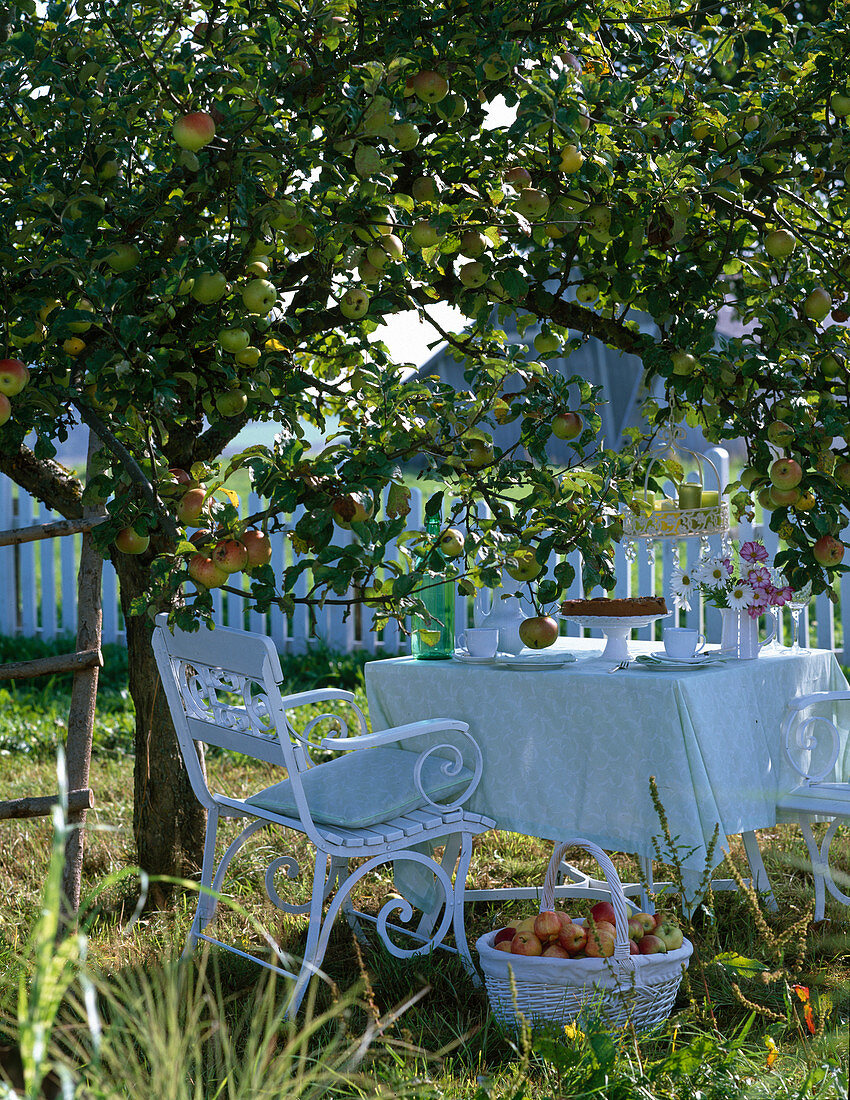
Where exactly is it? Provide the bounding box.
[245,745,472,828]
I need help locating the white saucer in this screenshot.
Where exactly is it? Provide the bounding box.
[648,651,709,664]
[451,650,502,665]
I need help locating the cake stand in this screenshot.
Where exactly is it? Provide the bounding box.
[560,613,671,662]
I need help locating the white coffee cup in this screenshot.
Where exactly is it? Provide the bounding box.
[663,627,706,659]
[457,628,499,657]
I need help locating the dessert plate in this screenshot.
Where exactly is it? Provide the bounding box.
[495,652,577,671]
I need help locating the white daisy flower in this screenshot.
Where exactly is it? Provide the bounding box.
[671,568,695,609]
[694,556,728,587]
[727,582,755,610]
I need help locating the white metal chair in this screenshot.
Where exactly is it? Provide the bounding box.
[151,613,495,1016]
[744,689,850,920]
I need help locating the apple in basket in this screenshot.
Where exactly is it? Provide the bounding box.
[542,944,571,958]
[533,910,563,944]
[511,930,543,955]
[493,926,517,952]
[638,934,668,954]
[633,912,657,935]
[628,916,646,941]
[585,927,616,957]
[655,920,685,952]
[590,900,618,926]
[558,922,588,954]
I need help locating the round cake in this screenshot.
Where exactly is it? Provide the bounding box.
[560,596,668,618]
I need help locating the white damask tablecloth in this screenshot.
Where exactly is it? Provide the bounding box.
[365,639,850,880]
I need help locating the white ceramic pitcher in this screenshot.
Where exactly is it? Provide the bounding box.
[473,572,531,655]
[719,607,775,659]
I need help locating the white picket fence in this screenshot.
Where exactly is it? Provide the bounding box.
[1,449,848,662]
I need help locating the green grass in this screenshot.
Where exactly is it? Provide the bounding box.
[0,638,847,1098]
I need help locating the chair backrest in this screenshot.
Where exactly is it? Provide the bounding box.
[152,613,302,810]
[781,690,850,785]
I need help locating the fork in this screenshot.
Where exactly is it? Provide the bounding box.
[608,659,631,673]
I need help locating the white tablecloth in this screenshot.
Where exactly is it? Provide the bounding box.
[366,639,849,883]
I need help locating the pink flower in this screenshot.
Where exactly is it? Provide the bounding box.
[740,541,769,564]
[721,556,733,575]
[746,565,771,586]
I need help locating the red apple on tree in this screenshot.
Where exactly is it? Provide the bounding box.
[0,358,30,397]
[188,552,229,588]
[176,487,208,526]
[172,111,216,151]
[212,538,249,574]
[552,411,582,440]
[519,616,559,649]
[114,527,150,555]
[813,534,845,567]
[241,529,272,567]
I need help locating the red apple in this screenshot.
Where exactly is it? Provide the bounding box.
[542,944,570,958]
[241,529,272,567]
[629,940,640,955]
[770,457,802,490]
[585,929,616,957]
[552,411,582,441]
[558,922,588,954]
[627,916,645,942]
[0,393,11,427]
[510,931,543,956]
[769,485,800,507]
[114,527,150,555]
[633,912,656,934]
[590,901,618,927]
[638,934,667,954]
[211,538,249,574]
[813,534,845,567]
[494,940,513,952]
[176,487,208,526]
[188,553,229,589]
[654,921,684,951]
[518,616,559,649]
[172,111,216,152]
[554,910,573,933]
[0,358,30,397]
[493,926,516,946]
[534,910,562,944]
[588,919,616,939]
[504,166,532,190]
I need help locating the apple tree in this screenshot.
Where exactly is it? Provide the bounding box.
[1,0,849,878]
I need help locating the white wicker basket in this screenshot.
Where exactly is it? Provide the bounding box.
[475,838,692,1032]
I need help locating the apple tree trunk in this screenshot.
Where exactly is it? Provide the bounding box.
[112,552,206,890]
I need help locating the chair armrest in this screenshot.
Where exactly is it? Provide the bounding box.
[320,718,470,751]
[322,719,483,811]
[280,688,368,744]
[281,688,357,709]
[785,690,850,712]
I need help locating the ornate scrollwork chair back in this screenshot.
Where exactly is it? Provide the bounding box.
[152,613,494,1016]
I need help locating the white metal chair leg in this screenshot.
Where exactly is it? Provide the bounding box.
[185,806,221,954]
[415,834,462,940]
[800,817,828,921]
[449,832,481,985]
[286,849,333,1018]
[741,829,778,910]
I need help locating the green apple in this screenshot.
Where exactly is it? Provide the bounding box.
[821,352,844,378]
[215,389,248,417]
[559,144,584,173]
[191,271,227,303]
[67,299,95,332]
[534,330,560,355]
[115,527,150,555]
[575,283,599,304]
[285,224,316,252]
[552,410,582,440]
[504,166,532,190]
[767,420,794,447]
[436,93,467,121]
[411,176,438,203]
[235,346,261,366]
[514,188,550,219]
[804,287,832,321]
[390,122,420,150]
[671,351,699,376]
[408,220,443,248]
[832,94,850,117]
[354,145,382,178]
[217,327,251,353]
[412,69,449,103]
[464,436,493,467]
[770,456,803,489]
[104,243,141,272]
[340,287,370,319]
[519,616,559,649]
[458,261,487,288]
[764,229,796,260]
[439,527,465,558]
[505,547,542,582]
[459,230,487,258]
[242,279,277,315]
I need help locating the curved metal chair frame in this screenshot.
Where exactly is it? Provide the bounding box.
[152,614,494,1016]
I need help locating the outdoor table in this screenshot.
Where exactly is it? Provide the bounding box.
[365,638,850,908]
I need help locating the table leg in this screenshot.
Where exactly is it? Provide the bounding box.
[742,830,779,911]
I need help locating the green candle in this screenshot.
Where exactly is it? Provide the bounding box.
[678,482,703,510]
[701,490,719,507]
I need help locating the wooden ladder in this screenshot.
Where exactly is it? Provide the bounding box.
[0,431,106,916]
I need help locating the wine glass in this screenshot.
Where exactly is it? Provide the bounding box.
[761,570,789,654]
[786,581,813,655]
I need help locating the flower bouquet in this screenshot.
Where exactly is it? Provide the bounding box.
[670,541,792,617]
